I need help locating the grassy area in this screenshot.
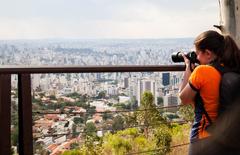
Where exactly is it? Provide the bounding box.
[168,123,191,155]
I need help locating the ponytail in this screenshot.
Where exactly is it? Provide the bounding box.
[222,35,240,69]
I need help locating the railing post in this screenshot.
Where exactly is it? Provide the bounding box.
[0,74,11,155]
[18,74,33,155]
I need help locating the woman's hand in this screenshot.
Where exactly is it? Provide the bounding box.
[180,52,195,72]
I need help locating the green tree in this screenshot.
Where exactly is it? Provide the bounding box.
[33,141,48,155]
[38,92,45,98]
[97,91,106,99]
[49,95,57,100]
[11,127,18,146]
[112,115,124,132]
[178,104,194,121]
[124,112,138,127]
[87,106,96,116]
[153,125,172,155]
[66,92,81,98]
[157,97,164,107]
[170,124,191,155]
[73,117,84,124]
[84,122,97,137]
[101,128,154,154]
[102,111,113,121]
[70,143,80,150]
[137,91,167,137]
[130,97,138,110]
[72,124,79,138]
[62,149,81,155]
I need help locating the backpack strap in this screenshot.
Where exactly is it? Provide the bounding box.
[189,80,213,125]
[210,62,224,75]
[195,93,213,125]
[191,62,225,126]
[210,61,238,74]
[198,62,225,125]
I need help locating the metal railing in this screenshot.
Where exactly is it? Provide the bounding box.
[0,65,185,155]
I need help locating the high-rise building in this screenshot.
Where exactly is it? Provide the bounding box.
[128,75,138,97]
[123,77,129,88]
[162,72,170,86]
[96,73,101,80]
[137,79,156,106]
[170,74,180,88]
[163,93,179,112]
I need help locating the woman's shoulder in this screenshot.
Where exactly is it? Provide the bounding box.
[195,65,217,71]
[194,65,220,75]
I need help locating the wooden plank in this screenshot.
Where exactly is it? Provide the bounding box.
[0,65,186,74]
[18,74,33,155]
[0,74,11,155]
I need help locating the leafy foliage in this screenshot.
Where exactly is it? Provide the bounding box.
[62,149,82,155]
[73,117,84,124]
[157,97,164,106]
[101,127,171,155]
[84,122,97,137]
[153,125,172,154]
[168,124,191,155]
[97,91,106,99]
[137,91,168,137]
[178,105,194,121]
[102,110,113,120]
[112,115,125,132]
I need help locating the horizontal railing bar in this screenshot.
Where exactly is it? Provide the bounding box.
[0,65,185,74]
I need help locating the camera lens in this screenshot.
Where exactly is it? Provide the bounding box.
[171,52,184,62]
[171,51,199,64]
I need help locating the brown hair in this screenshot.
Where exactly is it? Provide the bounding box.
[194,30,240,69]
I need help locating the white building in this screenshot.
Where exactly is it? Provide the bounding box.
[36,137,53,146]
[54,135,67,144]
[123,77,129,88]
[118,96,131,103]
[128,76,138,98]
[163,93,179,112]
[62,87,73,95]
[40,78,50,91]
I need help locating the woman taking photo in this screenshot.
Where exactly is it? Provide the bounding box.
[179,30,240,155]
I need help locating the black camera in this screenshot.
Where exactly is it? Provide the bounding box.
[171,51,199,64]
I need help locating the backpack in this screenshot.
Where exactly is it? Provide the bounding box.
[200,63,240,125]
[200,63,240,151]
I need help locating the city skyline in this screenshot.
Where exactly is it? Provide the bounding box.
[0,0,219,39]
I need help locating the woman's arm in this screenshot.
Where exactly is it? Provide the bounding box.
[179,54,197,105]
[179,83,196,105]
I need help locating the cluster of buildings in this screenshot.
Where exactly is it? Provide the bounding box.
[33,99,119,154]
[34,108,81,154]
[28,71,182,154]
[1,39,192,154]
[28,72,182,106]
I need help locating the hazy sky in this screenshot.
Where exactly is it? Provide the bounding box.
[0,0,219,39]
